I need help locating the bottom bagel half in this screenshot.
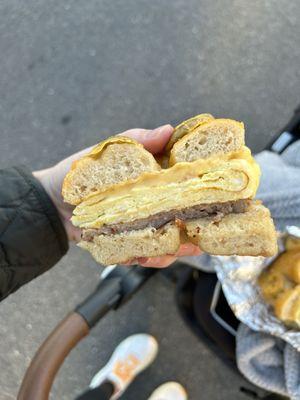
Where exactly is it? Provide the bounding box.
[78,201,277,265]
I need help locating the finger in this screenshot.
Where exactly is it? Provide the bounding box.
[63,221,82,243]
[122,257,148,266]
[138,255,177,268]
[72,227,82,242]
[122,243,201,267]
[136,243,201,268]
[120,125,174,154]
[175,243,202,257]
[122,258,137,266]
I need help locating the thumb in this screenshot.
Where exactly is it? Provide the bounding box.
[119,124,174,154]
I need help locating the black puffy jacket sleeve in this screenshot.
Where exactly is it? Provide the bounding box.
[0,166,69,300]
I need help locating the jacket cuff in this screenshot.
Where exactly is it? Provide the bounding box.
[0,166,69,299]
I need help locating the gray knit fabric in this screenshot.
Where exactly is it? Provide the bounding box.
[181,141,300,397]
[236,142,300,399]
[236,324,287,397]
[237,324,300,399]
[255,142,300,231]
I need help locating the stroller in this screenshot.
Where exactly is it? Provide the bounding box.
[18,107,300,400]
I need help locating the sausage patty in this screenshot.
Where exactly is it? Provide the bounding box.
[82,199,250,241]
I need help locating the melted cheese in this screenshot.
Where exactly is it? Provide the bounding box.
[72,146,260,229]
[70,136,142,171]
[87,136,141,158]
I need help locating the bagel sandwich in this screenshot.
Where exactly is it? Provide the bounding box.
[62,115,277,265]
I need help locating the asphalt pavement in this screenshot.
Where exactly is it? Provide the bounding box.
[0,1,299,399]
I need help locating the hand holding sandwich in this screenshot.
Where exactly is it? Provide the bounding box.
[34,124,201,267]
[36,114,277,267]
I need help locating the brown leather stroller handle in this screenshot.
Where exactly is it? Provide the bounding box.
[18,312,89,400]
[17,265,154,399]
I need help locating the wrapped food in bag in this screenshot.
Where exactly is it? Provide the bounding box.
[214,226,300,351]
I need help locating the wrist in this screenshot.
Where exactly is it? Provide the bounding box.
[33,168,58,210]
[33,168,74,240]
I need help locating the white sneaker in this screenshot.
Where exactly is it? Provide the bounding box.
[148,382,188,400]
[90,334,158,400]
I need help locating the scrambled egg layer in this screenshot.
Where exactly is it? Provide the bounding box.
[72,146,260,229]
